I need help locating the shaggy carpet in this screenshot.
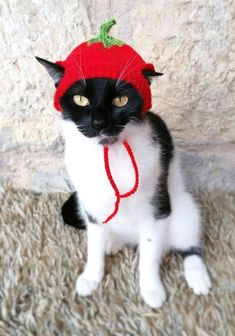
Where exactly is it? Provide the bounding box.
[0,187,234,336]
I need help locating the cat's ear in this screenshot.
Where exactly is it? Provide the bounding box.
[142,69,163,85]
[35,56,65,87]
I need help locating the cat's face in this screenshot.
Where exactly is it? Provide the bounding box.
[36,57,161,144]
[60,78,143,144]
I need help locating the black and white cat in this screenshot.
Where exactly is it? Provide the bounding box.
[37,57,211,308]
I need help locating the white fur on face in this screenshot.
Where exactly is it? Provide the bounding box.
[61,117,211,308]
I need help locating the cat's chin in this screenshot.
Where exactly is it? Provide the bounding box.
[98,134,118,145]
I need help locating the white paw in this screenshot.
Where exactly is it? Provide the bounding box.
[184,255,212,295]
[76,273,100,297]
[141,282,167,308]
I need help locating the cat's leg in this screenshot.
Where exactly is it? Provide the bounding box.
[180,248,211,295]
[76,222,106,296]
[61,192,86,230]
[139,217,169,308]
[170,191,211,295]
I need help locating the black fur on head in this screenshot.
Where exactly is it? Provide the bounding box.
[36,57,163,144]
[60,78,143,144]
[36,56,65,87]
[142,69,163,85]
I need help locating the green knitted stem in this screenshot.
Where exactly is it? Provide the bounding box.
[88,19,124,48]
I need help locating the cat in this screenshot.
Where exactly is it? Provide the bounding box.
[36,57,211,308]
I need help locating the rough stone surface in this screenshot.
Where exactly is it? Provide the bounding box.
[0,0,234,191]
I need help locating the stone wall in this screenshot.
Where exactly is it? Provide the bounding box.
[0,0,234,192]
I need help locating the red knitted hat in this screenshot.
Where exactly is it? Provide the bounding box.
[54,19,156,113]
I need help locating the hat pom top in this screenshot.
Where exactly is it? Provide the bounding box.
[88,19,124,48]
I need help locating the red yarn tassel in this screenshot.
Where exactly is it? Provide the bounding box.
[103,141,139,224]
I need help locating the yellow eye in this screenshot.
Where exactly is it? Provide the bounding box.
[112,95,128,107]
[73,95,90,107]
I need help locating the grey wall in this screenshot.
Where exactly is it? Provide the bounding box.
[0,0,234,192]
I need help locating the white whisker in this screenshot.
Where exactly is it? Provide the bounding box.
[115,54,138,88]
[71,55,86,87]
[115,81,129,91]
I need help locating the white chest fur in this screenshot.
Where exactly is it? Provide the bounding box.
[61,120,161,230]
[61,120,211,307]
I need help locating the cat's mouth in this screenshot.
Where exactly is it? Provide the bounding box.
[98,133,118,145]
[97,128,122,145]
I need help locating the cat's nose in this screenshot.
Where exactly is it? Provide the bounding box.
[92,118,106,131]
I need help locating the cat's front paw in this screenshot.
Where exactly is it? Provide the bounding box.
[184,255,212,295]
[76,273,100,297]
[140,282,167,309]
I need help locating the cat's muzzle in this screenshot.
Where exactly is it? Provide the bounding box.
[98,130,118,145]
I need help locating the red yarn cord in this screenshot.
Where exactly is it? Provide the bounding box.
[102,141,139,224]
[103,145,120,224]
[120,141,139,198]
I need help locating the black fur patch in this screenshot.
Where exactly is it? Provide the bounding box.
[146,112,174,220]
[60,78,143,139]
[61,192,86,230]
[175,247,203,258]
[35,56,64,87]
[142,69,163,85]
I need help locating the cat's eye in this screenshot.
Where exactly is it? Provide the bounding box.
[73,95,90,107]
[112,95,128,107]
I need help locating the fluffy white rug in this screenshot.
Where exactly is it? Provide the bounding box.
[0,187,234,335]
